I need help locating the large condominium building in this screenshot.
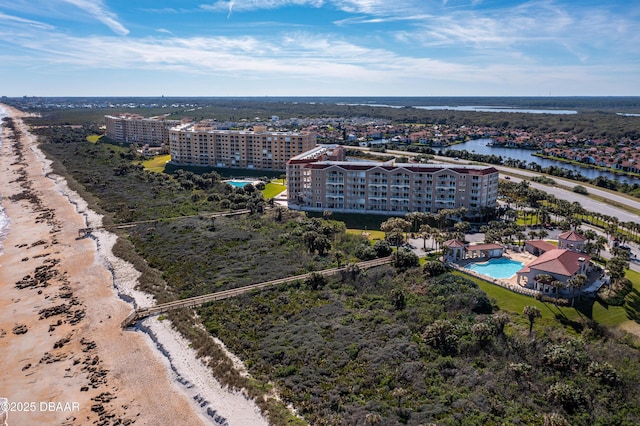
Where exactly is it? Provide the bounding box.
[169,123,317,171]
[105,114,180,146]
[287,146,499,216]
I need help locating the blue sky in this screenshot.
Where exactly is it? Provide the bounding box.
[0,0,638,96]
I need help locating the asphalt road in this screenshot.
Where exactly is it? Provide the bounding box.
[350,146,640,224]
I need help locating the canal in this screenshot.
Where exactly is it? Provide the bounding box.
[444,139,639,184]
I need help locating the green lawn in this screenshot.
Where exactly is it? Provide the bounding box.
[455,267,640,331]
[141,154,171,173]
[457,271,580,319]
[86,134,102,143]
[346,229,385,241]
[262,181,286,198]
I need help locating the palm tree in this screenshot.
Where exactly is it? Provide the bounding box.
[492,312,510,337]
[551,280,566,303]
[392,387,406,408]
[568,273,588,306]
[535,274,554,292]
[454,221,471,235]
[419,224,432,250]
[381,217,411,249]
[595,236,607,258]
[584,229,596,243]
[523,306,542,336]
[505,209,518,223]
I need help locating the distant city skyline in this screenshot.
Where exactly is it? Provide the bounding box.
[1,0,638,97]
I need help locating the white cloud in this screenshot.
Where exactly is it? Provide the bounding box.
[200,0,325,14]
[199,0,424,16]
[62,0,129,35]
[390,0,640,66]
[0,12,56,30]
[1,26,471,84]
[1,0,638,96]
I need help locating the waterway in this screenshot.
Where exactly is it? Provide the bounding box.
[444,138,639,184]
[414,106,577,114]
[337,103,577,115]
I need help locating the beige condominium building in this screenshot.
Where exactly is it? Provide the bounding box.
[169,123,317,171]
[287,146,499,216]
[105,114,180,146]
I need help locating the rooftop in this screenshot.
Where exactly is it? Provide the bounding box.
[558,230,586,242]
[519,248,591,277]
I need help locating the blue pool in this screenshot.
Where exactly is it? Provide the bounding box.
[465,258,524,279]
[225,180,252,188]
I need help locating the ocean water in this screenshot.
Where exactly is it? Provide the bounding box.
[0,105,9,256]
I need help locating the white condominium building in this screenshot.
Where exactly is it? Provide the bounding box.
[169,124,317,171]
[105,114,180,146]
[287,147,499,215]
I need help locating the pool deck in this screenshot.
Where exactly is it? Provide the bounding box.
[452,250,539,297]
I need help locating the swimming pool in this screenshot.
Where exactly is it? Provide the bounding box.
[225,180,253,188]
[465,258,524,279]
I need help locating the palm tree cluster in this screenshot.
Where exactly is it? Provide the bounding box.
[500,180,639,247]
[379,208,473,252]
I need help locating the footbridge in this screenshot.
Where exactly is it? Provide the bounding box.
[79,209,251,237]
[121,256,393,328]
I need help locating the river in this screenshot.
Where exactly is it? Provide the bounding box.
[444,138,640,184]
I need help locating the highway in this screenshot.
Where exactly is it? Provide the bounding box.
[432,154,640,224]
[350,146,640,223]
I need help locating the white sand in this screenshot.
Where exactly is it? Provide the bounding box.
[0,105,268,425]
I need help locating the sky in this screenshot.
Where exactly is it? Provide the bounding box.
[0,0,639,97]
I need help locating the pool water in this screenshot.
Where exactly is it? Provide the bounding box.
[465,258,524,279]
[225,180,252,188]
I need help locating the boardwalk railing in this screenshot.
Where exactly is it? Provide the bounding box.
[79,209,252,237]
[122,256,393,328]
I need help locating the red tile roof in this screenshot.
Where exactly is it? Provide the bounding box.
[558,231,586,242]
[523,249,590,277]
[465,243,504,251]
[304,162,499,175]
[444,239,466,248]
[525,240,557,252]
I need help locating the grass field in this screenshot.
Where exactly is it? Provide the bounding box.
[346,229,385,241]
[456,267,640,332]
[141,154,171,173]
[86,134,101,143]
[262,181,286,199]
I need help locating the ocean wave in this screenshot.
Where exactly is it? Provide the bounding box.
[0,105,8,255]
[0,205,8,254]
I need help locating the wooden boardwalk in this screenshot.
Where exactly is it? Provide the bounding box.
[78,209,251,237]
[121,256,393,328]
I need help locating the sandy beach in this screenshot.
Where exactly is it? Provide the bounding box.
[0,106,267,425]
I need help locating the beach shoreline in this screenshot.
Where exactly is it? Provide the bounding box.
[0,105,267,426]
